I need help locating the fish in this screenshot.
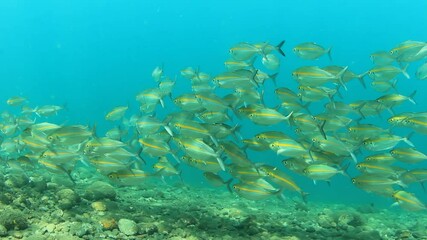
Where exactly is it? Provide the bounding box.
[370,51,395,66]
[229,42,260,61]
[390,147,427,164]
[174,137,225,171]
[181,155,223,173]
[416,62,427,80]
[173,93,205,112]
[203,172,233,192]
[105,106,128,121]
[364,153,396,165]
[293,42,332,61]
[224,58,255,71]
[258,165,306,200]
[352,174,403,196]
[227,164,263,182]
[274,87,301,103]
[139,137,171,157]
[253,40,286,56]
[33,105,65,117]
[363,133,414,151]
[6,96,27,106]
[370,79,397,93]
[390,40,427,62]
[213,69,258,89]
[292,66,348,90]
[261,53,280,70]
[232,181,282,201]
[392,190,427,211]
[303,163,349,182]
[248,108,293,126]
[367,64,410,81]
[109,169,152,185]
[269,138,309,157]
[152,65,164,82]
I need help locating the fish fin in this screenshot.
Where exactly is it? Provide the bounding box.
[276,40,286,57]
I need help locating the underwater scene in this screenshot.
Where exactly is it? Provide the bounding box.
[0,0,427,239]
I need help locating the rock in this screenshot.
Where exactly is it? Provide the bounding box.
[0,207,28,230]
[91,201,107,211]
[0,224,7,237]
[5,173,29,188]
[358,230,382,240]
[317,214,336,228]
[118,219,138,236]
[57,188,80,210]
[45,223,56,233]
[69,222,92,237]
[83,181,116,201]
[99,218,117,230]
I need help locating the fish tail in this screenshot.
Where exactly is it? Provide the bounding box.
[163,125,174,136]
[327,47,332,62]
[269,72,279,87]
[301,191,310,203]
[225,178,233,194]
[250,69,260,88]
[391,79,398,92]
[408,90,417,104]
[318,120,327,140]
[276,40,286,57]
[403,132,415,147]
[401,64,410,79]
[357,73,367,89]
[336,66,348,91]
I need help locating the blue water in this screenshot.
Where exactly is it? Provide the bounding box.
[1,0,426,207]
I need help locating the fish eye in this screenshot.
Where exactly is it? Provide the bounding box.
[351,179,356,183]
[356,164,361,168]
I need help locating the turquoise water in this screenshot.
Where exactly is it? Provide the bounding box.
[1,0,427,213]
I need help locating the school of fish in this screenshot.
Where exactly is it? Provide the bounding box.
[2,39,427,211]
